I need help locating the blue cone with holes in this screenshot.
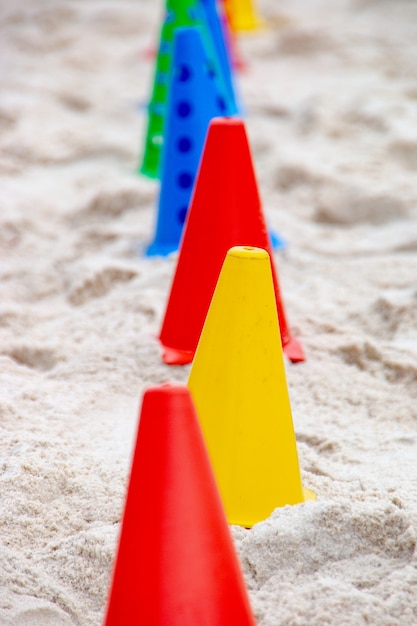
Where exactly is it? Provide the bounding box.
[145,26,237,257]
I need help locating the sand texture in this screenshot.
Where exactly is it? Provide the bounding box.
[1,0,417,624]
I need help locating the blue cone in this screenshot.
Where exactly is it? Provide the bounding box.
[200,0,241,114]
[146,27,237,257]
[269,229,287,250]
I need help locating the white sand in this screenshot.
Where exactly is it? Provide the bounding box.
[1,0,417,624]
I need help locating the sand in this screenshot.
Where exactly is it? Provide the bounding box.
[1,0,417,624]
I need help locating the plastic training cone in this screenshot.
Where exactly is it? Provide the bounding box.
[104,385,256,626]
[188,247,315,527]
[139,0,238,179]
[159,117,305,364]
[200,0,240,110]
[146,27,236,257]
[222,0,264,32]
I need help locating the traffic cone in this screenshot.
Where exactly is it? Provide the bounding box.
[200,0,240,109]
[222,0,264,32]
[159,117,305,364]
[104,385,257,626]
[146,27,236,257]
[188,246,315,528]
[139,0,238,180]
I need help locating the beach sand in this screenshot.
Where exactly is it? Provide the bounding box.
[1,0,417,624]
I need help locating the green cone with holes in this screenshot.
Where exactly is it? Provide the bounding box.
[139,0,237,179]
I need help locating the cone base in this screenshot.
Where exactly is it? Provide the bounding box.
[283,335,306,363]
[269,228,287,251]
[161,344,194,365]
[303,487,317,502]
[145,241,178,258]
[139,163,160,180]
[230,487,316,528]
[234,57,248,71]
[143,45,156,60]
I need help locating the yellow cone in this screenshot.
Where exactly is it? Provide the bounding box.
[223,0,264,32]
[188,246,315,527]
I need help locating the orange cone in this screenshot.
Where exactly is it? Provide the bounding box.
[104,384,256,626]
[159,117,305,365]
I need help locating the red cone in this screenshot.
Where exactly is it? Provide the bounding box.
[159,117,305,364]
[104,384,256,626]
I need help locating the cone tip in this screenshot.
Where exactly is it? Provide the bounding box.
[210,116,244,129]
[228,245,269,260]
[144,383,189,400]
[175,25,201,46]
